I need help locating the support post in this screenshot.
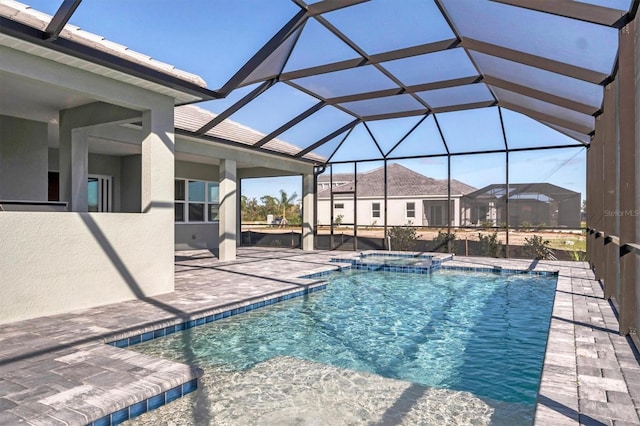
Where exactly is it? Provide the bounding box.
[219,159,237,261]
[70,128,88,212]
[618,19,639,337]
[302,173,315,251]
[603,81,619,301]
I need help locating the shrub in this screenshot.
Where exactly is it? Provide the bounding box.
[334,214,344,226]
[524,235,553,259]
[569,250,587,262]
[478,231,502,258]
[387,224,420,251]
[434,230,456,253]
[480,220,494,230]
[520,221,531,231]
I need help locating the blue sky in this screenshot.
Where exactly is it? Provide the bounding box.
[25,0,587,202]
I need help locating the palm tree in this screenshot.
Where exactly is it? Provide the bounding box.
[278,190,297,224]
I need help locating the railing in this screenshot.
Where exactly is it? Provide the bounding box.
[0,200,68,212]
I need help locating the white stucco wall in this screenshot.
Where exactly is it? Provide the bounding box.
[0,45,176,324]
[0,115,48,201]
[318,196,462,227]
[0,211,174,324]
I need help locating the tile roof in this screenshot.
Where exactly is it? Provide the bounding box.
[0,1,207,88]
[318,163,476,198]
[175,105,325,162]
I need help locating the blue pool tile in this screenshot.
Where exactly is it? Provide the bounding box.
[196,317,206,326]
[92,416,110,426]
[111,407,129,425]
[185,320,196,329]
[205,315,214,323]
[141,332,154,342]
[129,400,147,419]
[128,335,141,345]
[231,308,239,315]
[166,386,183,403]
[175,323,185,332]
[183,379,198,395]
[245,305,253,312]
[165,325,176,335]
[215,313,223,320]
[153,329,166,339]
[115,339,128,348]
[238,306,246,313]
[148,393,166,410]
[222,311,231,318]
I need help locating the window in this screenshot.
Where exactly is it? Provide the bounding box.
[372,202,381,218]
[188,180,205,221]
[88,175,112,212]
[406,202,416,218]
[175,180,185,222]
[431,205,443,226]
[175,179,220,223]
[334,203,344,209]
[208,182,219,221]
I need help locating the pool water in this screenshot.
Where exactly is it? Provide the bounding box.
[358,254,427,266]
[131,270,556,425]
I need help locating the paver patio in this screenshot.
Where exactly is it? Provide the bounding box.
[0,248,637,425]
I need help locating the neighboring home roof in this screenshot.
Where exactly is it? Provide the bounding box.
[175,105,325,163]
[464,183,580,201]
[317,163,476,198]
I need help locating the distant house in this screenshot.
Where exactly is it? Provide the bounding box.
[317,163,476,227]
[461,183,581,228]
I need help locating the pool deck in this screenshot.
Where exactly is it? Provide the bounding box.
[0,248,638,425]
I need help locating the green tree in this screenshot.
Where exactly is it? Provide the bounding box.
[241,195,261,221]
[260,195,279,217]
[277,190,298,222]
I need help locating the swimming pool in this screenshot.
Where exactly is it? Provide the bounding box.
[129,269,556,425]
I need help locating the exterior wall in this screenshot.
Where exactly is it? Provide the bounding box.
[318,197,460,227]
[0,115,48,201]
[0,46,176,324]
[0,211,173,324]
[385,198,424,226]
[121,154,141,213]
[175,160,218,182]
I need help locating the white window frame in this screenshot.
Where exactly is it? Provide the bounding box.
[175,178,220,223]
[372,202,381,218]
[406,202,416,219]
[88,174,112,212]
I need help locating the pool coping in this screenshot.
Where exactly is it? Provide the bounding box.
[0,248,637,425]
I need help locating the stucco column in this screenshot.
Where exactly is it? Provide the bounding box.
[141,108,175,213]
[302,173,315,251]
[70,128,89,212]
[60,102,141,210]
[219,159,237,261]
